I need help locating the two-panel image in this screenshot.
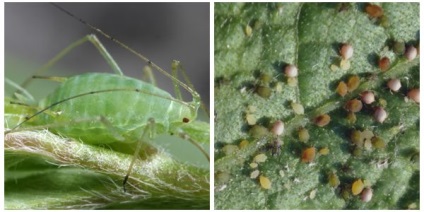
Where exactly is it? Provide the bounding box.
[4,2,419,210]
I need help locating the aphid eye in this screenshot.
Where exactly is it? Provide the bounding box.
[387,79,401,92]
[285,64,298,78]
[407,88,420,103]
[340,43,353,60]
[182,117,190,123]
[378,57,390,71]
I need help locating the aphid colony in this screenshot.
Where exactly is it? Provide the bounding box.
[335,38,419,125]
[221,3,418,200]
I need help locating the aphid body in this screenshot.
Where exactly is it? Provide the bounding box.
[374,107,388,123]
[387,78,401,92]
[352,179,364,195]
[340,44,353,60]
[37,72,199,144]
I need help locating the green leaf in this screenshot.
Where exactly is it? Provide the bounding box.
[215,3,419,209]
[5,130,209,209]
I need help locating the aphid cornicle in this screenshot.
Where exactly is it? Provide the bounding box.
[6,4,209,192]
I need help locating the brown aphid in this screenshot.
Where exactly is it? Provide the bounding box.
[365,4,383,18]
[407,88,420,103]
[378,57,390,71]
[345,99,363,113]
[314,114,331,127]
[336,81,348,97]
[347,75,360,92]
[301,147,316,163]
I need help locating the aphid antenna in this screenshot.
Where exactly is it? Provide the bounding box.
[50,3,201,105]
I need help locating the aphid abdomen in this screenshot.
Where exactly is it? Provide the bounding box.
[39,72,193,144]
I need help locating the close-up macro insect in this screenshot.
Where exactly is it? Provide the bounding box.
[214,2,419,210]
[5,3,210,210]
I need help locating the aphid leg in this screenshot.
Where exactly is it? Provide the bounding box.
[171,60,183,101]
[99,116,125,142]
[142,64,156,86]
[32,75,67,82]
[18,34,123,92]
[171,60,209,117]
[123,118,156,192]
[175,129,210,162]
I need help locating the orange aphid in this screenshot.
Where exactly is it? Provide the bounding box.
[301,147,316,163]
[378,57,390,71]
[345,99,363,113]
[314,114,331,127]
[365,4,383,18]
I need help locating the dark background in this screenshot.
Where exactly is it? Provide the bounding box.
[5,3,210,108]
